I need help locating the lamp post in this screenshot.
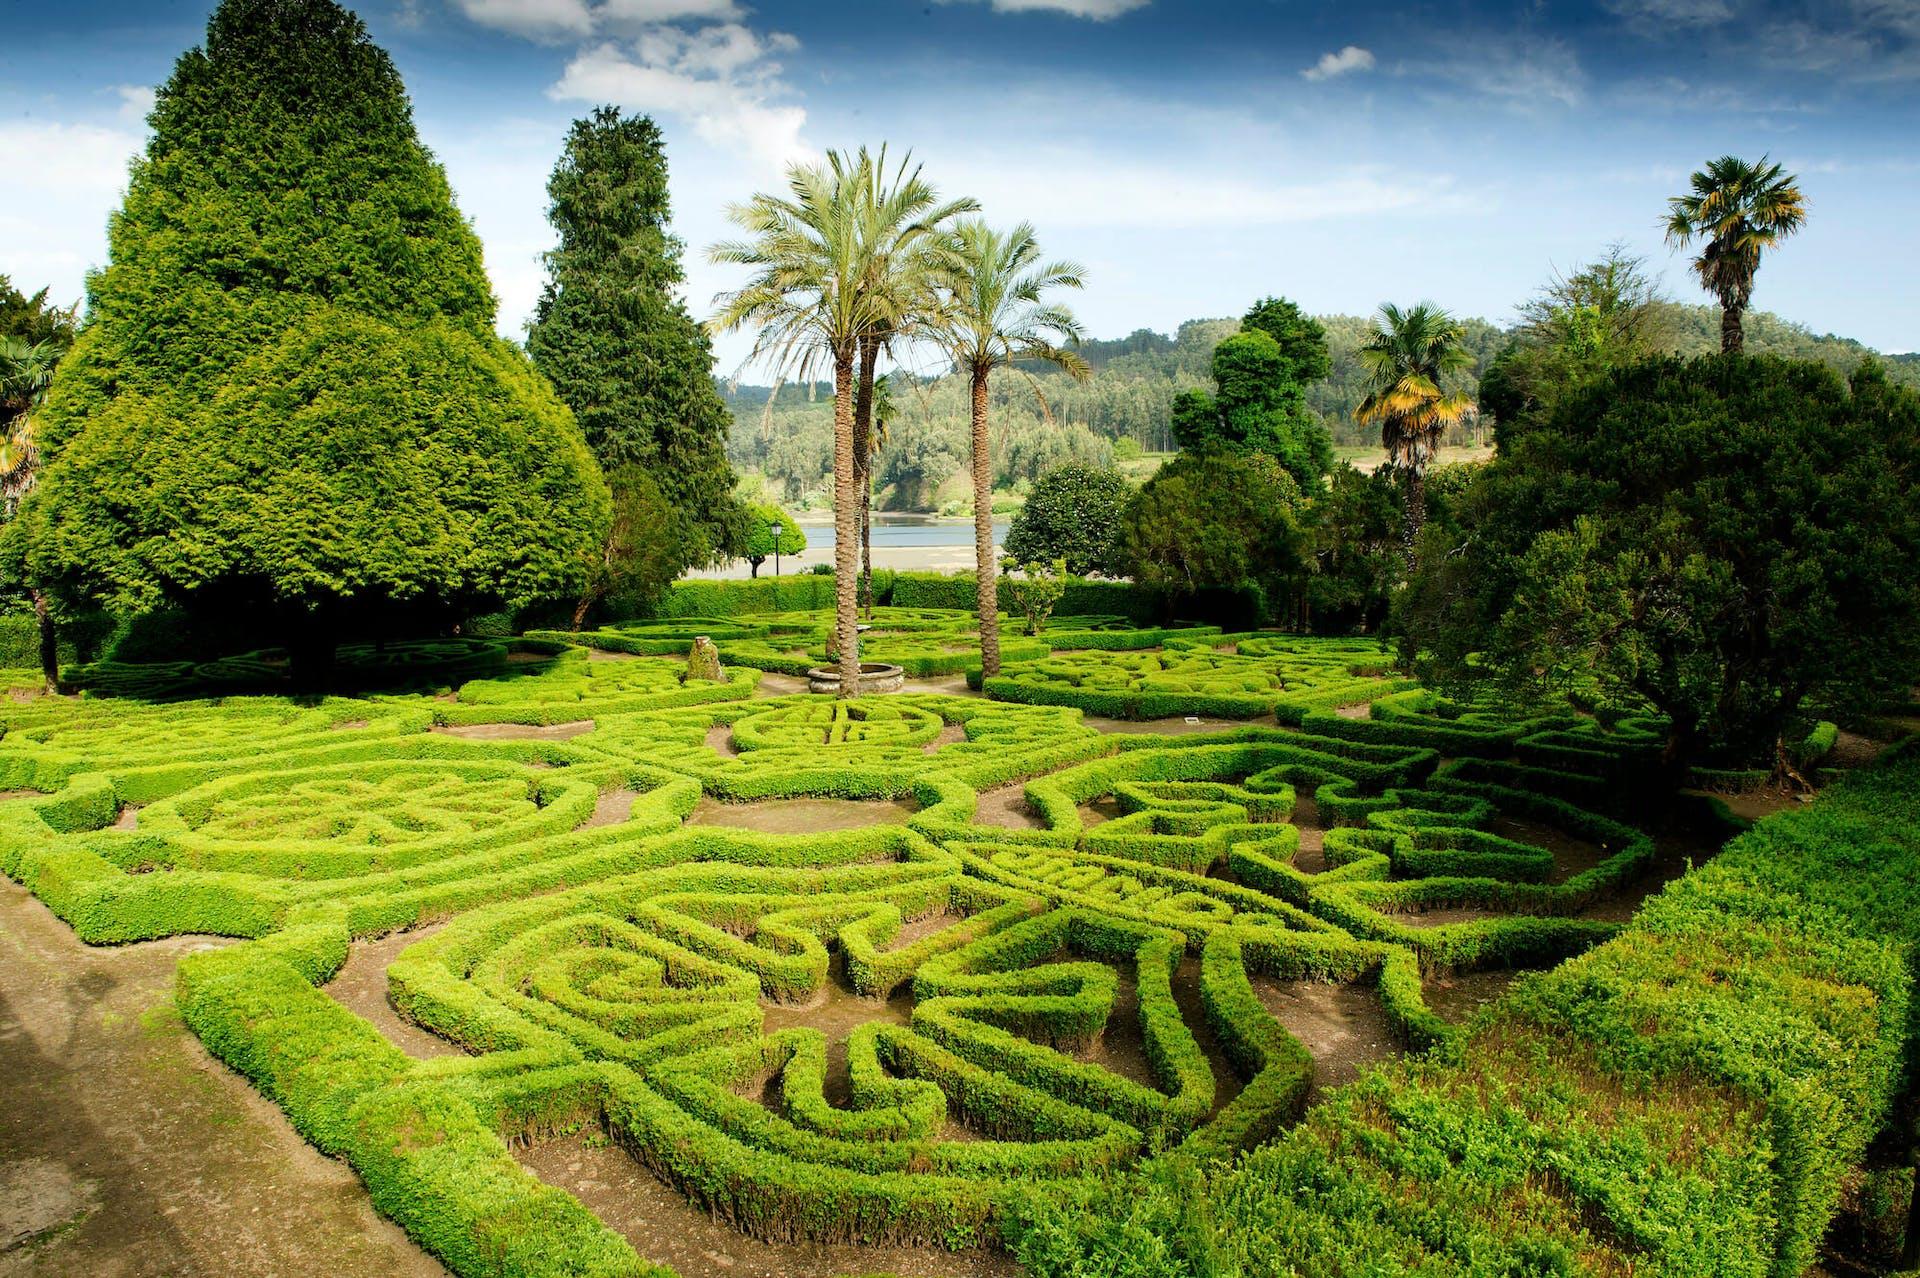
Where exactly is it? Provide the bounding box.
[770,518,783,578]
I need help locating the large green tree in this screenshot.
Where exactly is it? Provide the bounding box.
[1005,463,1130,577]
[20,0,607,680]
[1479,246,1668,447]
[1665,155,1807,355]
[527,107,739,605]
[1170,296,1332,487]
[1121,450,1306,622]
[1401,355,1920,771]
[0,285,78,688]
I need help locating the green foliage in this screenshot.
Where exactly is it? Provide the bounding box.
[21,0,606,657]
[1239,296,1332,386]
[738,503,806,574]
[1479,245,1669,446]
[1303,464,1400,632]
[1402,355,1920,764]
[31,307,608,632]
[2,624,1907,1276]
[1004,465,1131,576]
[527,107,739,571]
[575,466,686,626]
[1168,297,1334,488]
[1120,452,1305,620]
[0,276,78,348]
[1004,559,1069,636]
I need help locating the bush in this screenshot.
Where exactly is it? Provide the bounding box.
[20,0,607,673]
[1004,466,1131,577]
[3,626,1902,1277]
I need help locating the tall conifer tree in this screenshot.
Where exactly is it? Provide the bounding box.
[528,107,739,597]
[22,0,608,677]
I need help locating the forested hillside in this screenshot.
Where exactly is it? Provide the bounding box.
[724,304,1915,511]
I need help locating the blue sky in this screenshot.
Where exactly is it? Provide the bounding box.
[4,0,1916,369]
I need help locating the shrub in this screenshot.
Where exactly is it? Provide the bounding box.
[1003,466,1131,576]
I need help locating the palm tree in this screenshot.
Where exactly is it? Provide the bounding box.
[861,373,897,618]
[1355,303,1472,569]
[1665,155,1807,354]
[935,219,1088,677]
[710,148,971,693]
[0,335,66,691]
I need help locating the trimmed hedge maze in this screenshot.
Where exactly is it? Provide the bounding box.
[0,618,1910,1278]
[542,607,1216,678]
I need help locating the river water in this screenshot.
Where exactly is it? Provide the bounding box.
[687,514,1010,579]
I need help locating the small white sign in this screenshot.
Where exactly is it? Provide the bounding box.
[1184,716,1202,725]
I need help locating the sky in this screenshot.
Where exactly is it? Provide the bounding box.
[3,0,1916,373]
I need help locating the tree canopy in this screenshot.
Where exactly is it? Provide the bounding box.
[1401,354,1920,766]
[527,107,739,572]
[20,0,607,670]
[740,502,806,575]
[1004,464,1131,576]
[1169,296,1332,487]
[1121,450,1305,619]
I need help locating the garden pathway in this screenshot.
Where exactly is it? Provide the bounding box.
[0,880,445,1277]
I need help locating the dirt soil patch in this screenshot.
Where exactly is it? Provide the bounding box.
[972,783,1044,830]
[900,675,973,697]
[1421,968,1521,1024]
[924,723,969,752]
[0,880,445,1277]
[751,673,810,698]
[757,973,914,1105]
[687,796,916,833]
[1290,795,1328,874]
[1487,815,1608,884]
[1251,976,1400,1097]
[1080,715,1249,737]
[432,720,595,741]
[323,926,461,1061]
[580,788,640,830]
[516,1132,1020,1278]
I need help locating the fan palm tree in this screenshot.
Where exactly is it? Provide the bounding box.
[1665,155,1807,354]
[710,147,971,693]
[935,219,1088,676]
[1355,303,1472,568]
[0,335,67,690]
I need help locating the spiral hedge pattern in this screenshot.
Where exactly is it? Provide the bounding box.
[0,616,1778,1276]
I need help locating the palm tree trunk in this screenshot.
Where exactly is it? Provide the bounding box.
[862,476,875,619]
[970,366,1001,677]
[1400,466,1426,574]
[1720,300,1745,354]
[852,337,877,620]
[832,346,861,696]
[32,589,57,693]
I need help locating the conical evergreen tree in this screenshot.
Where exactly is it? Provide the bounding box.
[24,0,608,674]
[528,107,739,583]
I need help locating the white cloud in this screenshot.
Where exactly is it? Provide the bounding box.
[551,35,809,172]
[947,157,1477,230]
[942,0,1150,19]
[599,0,741,26]
[1431,34,1587,108]
[449,0,745,38]
[1301,45,1375,81]
[0,120,142,307]
[114,84,157,125]
[1603,0,1734,29]
[450,0,595,40]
